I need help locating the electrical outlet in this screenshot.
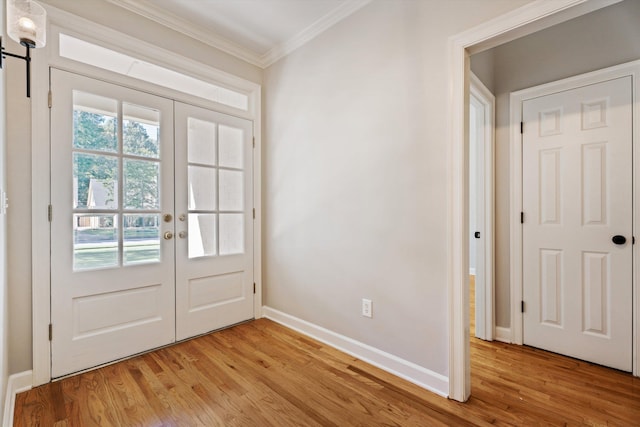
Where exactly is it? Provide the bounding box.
[0,190,7,215]
[362,298,372,318]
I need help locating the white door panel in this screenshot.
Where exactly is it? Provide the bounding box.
[175,102,254,340]
[523,76,632,371]
[50,69,175,377]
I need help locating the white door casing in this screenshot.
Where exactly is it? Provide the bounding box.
[50,69,176,377]
[522,76,632,371]
[175,102,254,340]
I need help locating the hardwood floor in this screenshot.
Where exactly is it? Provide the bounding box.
[15,317,640,426]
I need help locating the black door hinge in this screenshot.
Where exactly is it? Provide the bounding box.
[521,212,524,224]
[520,122,524,134]
[253,283,256,294]
[521,301,525,313]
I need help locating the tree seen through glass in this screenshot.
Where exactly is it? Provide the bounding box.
[73,107,161,270]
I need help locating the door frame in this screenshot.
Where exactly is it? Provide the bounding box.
[31,6,263,386]
[448,0,625,402]
[509,60,640,365]
[469,72,495,342]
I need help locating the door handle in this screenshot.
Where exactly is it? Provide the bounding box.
[163,231,174,240]
[163,214,173,223]
[474,231,480,239]
[178,231,187,239]
[612,235,626,245]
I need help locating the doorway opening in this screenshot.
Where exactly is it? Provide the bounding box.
[450,0,635,402]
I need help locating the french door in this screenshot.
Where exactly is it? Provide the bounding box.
[174,103,254,340]
[50,69,254,378]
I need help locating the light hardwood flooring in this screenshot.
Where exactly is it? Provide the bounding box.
[14,298,640,425]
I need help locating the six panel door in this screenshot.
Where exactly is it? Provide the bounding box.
[522,76,632,371]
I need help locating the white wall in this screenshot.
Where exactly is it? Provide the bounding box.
[471,0,640,328]
[6,0,262,374]
[263,0,530,376]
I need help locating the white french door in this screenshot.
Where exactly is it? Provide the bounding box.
[522,76,632,371]
[175,102,254,340]
[50,69,254,378]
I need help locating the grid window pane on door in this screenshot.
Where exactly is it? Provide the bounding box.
[187,119,245,258]
[72,91,163,270]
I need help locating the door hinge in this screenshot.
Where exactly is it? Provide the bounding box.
[48,205,53,222]
[253,283,256,294]
[520,212,524,224]
[48,324,52,341]
[520,121,523,134]
[253,208,255,219]
[48,90,52,108]
[252,137,255,148]
[521,301,525,313]
[633,236,636,245]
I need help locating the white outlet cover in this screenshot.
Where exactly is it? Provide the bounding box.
[362,298,372,318]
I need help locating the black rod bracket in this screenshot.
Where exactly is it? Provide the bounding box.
[0,36,32,98]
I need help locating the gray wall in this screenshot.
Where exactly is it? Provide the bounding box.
[0,0,9,416]
[6,0,262,374]
[263,0,530,375]
[471,0,640,328]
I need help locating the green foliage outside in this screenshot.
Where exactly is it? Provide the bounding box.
[73,109,161,269]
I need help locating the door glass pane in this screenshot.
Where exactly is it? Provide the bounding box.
[124,159,160,210]
[124,214,160,265]
[219,169,243,211]
[123,103,160,158]
[219,124,244,169]
[73,214,118,270]
[73,153,118,209]
[73,91,117,153]
[188,117,216,166]
[188,214,216,258]
[219,213,244,255]
[188,166,216,210]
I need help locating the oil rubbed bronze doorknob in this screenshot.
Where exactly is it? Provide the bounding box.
[612,235,626,245]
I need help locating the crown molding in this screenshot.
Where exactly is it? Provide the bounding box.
[260,0,372,67]
[104,0,371,69]
[104,0,264,67]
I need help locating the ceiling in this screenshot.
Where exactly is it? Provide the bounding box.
[105,0,371,68]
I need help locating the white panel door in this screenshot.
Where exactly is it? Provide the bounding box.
[50,70,176,377]
[522,76,632,371]
[175,102,254,340]
[470,94,486,339]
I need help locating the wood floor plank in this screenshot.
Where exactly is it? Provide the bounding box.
[14,317,640,426]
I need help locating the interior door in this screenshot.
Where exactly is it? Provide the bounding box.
[174,102,254,340]
[470,93,486,339]
[522,76,632,371]
[50,69,176,377]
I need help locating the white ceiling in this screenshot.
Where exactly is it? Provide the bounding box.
[105,0,371,68]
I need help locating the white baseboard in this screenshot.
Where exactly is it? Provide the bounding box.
[494,326,512,343]
[3,370,32,427]
[262,306,448,397]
